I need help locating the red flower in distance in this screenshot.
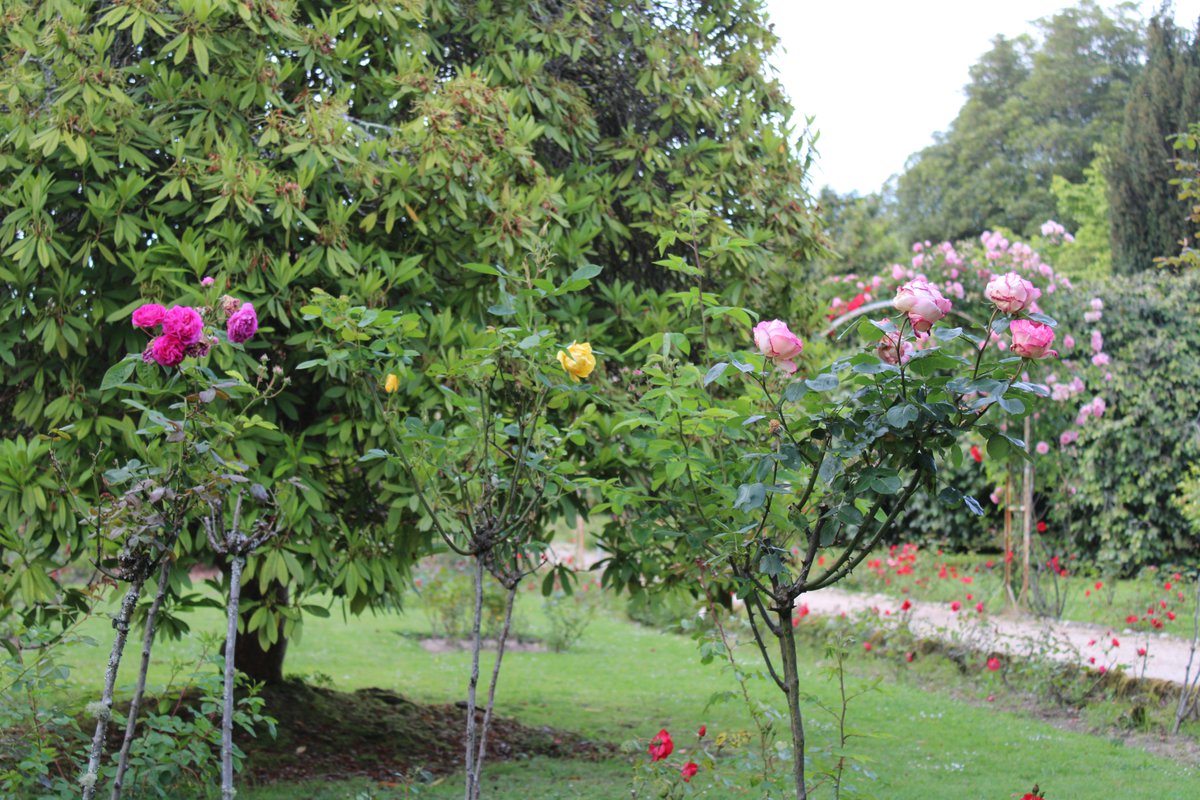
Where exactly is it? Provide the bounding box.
[970,445,983,462]
[950,601,962,612]
[863,642,873,652]
[905,652,915,663]
[1137,647,1147,657]
[1126,615,1139,624]
[681,762,699,782]
[697,725,706,739]
[901,599,912,611]
[648,730,673,762]
[987,657,1001,671]
[1036,520,1048,533]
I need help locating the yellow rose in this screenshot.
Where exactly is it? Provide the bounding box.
[556,341,596,382]
[384,373,400,394]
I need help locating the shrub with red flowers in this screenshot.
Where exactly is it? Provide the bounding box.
[631,726,711,797]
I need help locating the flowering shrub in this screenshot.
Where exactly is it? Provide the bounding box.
[825,227,1117,569]
[604,258,1057,797]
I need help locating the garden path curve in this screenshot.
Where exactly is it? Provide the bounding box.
[803,587,1198,685]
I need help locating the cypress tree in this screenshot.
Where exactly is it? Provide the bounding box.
[1109,13,1200,272]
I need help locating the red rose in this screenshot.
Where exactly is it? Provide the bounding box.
[970,445,983,462]
[987,657,1001,671]
[1036,521,1047,533]
[697,725,706,739]
[680,762,698,782]
[648,729,673,762]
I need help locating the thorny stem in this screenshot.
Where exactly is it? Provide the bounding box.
[82,576,147,800]
[469,583,519,800]
[221,555,245,800]
[110,552,174,800]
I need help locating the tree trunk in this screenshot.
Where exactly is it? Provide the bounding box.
[222,556,245,800]
[777,606,808,800]
[232,576,288,685]
[82,576,146,800]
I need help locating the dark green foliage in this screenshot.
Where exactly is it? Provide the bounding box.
[0,0,821,669]
[1070,270,1200,570]
[897,1,1142,243]
[1108,12,1200,273]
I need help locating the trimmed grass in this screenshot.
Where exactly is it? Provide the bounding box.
[51,588,1199,799]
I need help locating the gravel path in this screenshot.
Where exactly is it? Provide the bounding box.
[803,587,1200,685]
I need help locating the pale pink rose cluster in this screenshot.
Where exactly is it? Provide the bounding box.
[984,272,1040,314]
[893,278,952,333]
[131,296,259,368]
[752,319,803,374]
[1009,319,1057,359]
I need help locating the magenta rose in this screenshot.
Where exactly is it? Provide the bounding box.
[1009,319,1057,359]
[893,278,951,332]
[150,335,186,367]
[875,331,915,366]
[161,305,205,345]
[131,303,167,329]
[226,302,259,344]
[984,272,1040,314]
[752,319,803,374]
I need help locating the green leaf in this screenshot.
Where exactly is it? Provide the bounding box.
[462,262,502,276]
[100,358,138,391]
[733,482,766,512]
[704,362,728,387]
[987,434,1010,460]
[805,373,838,392]
[885,404,919,429]
[1026,312,1057,327]
[997,396,1025,415]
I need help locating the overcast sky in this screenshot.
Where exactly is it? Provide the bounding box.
[764,0,1200,196]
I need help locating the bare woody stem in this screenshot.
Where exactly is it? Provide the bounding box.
[463,557,486,800]
[82,576,147,800]
[469,583,519,800]
[109,555,173,800]
[221,555,245,800]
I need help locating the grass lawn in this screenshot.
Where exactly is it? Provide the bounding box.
[47,587,1199,799]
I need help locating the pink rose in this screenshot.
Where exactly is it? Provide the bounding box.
[875,331,914,366]
[150,335,186,367]
[226,302,259,344]
[893,278,951,332]
[1009,319,1057,359]
[131,303,167,329]
[1035,441,1050,455]
[752,319,803,374]
[201,276,215,287]
[984,272,1040,314]
[161,305,204,345]
[1063,334,1075,350]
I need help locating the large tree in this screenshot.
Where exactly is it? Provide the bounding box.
[0,0,822,680]
[896,1,1143,244]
